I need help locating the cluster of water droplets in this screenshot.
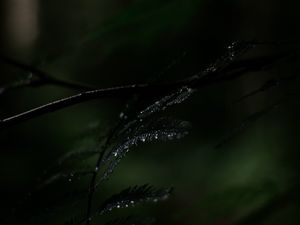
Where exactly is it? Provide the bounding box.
[99,118,190,182]
[227,41,253,61]
[138,86,195,119]
[99,185,172,214]
[227,42,238,60]
[119,111,128,120]
[97,86,193,186]
[202,41,252,77]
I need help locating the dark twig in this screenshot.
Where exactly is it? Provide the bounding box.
[0,43,295,129]
[0,82,183,129]
[0,55,94,92]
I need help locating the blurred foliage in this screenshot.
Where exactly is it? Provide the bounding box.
[1,0,300,225]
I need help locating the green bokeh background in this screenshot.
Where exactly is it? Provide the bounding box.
[0,0,300,224]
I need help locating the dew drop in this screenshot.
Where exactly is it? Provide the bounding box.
[119,112,124,118]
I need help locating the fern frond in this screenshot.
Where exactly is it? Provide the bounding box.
[99,184,173,214]
[138,86,195,120]
[99,117,190,182]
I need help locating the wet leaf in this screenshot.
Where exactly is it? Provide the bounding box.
[100,117,190,182]
[99,185,173,214]
[138,86,195,120]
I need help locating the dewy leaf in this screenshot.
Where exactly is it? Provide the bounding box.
[104,216,156,225]
[112,86,194,146]
[138,86,195,119]
[199,41,253,79]
[99,185,173,214]
[99,118,191,182]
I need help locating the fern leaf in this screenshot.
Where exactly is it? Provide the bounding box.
[138,86,195,120]
[99,185,173,214]
[99,118,190,182]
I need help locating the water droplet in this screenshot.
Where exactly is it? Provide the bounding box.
[119,112,124,118]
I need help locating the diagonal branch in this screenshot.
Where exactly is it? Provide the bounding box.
[0,55,94,92]
[0,82,184,129]
[0,45,294,129]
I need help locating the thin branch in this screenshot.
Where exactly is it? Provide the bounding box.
[0,82,182,129]
[0,45,294,129]
[0,55,94,92]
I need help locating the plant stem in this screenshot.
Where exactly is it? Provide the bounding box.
[0,48,290,129]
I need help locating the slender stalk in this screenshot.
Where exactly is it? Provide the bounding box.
[0,55,94,91]
[85,122,123,225]
[0,82,181,128]
[0,46,291,129]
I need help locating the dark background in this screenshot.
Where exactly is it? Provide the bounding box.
[1,0,300,224]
